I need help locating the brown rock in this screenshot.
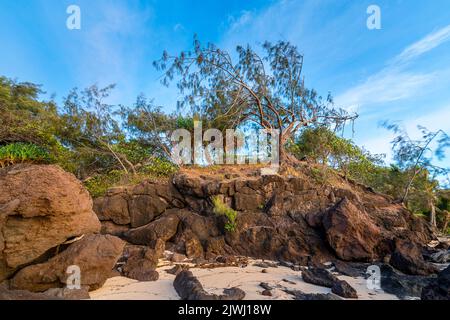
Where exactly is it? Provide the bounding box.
[123,214,180,246]
[10,234,125,292]
[390,239,439,276]
[100,221,130,237]
[121,244,161,281]
[322,198,381,261]
[129,194,168,228]
[0,165,101,281]
[94,189,130,225]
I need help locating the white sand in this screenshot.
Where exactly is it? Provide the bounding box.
[89,259,398,300]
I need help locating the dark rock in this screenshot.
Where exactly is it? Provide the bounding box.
[421,265,450,300]
[166,264,189,276]
[129,194,168,228]
[100,221,130,237]
[261,289,272,296]
[333,260,368,277]
[379,264,435,298]
[121,244,162,281]
[284,289,342,300]
[390,239,439,276]
[174,270,245,300]
[425,250,450,264]
[301,267,337,288]
[184,232,204,260]
[123,214,180,246]
[259,282,272,290]
[331,280,358,299]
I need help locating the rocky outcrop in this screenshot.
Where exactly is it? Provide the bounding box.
[0,165,101,282]
[421,265,450,300]
[119,243,164,281]
[301,267,358,299]
[174,270,245,300]
[96,166,435,272]
[10,234,125,292]
[390,239,439,276]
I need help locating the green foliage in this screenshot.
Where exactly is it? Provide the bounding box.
[0,143,50,167]
[290,127,384,184]
[212,196,238,232]
[83,169,125,198]
[140,157,177,177]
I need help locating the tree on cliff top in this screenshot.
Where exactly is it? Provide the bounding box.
[153,37,357,163]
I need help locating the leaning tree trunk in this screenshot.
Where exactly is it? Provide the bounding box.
[429,200,437,229]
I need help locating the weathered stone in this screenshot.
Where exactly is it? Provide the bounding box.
[0,165,101,281]
[123,214,180,246]
[322,198,381,261]
[10,234,125,292]
[390,239,439,276]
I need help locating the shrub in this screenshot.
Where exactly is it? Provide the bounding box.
[212,196,238,232]
[0,142,50,167]
[140,157,178,177]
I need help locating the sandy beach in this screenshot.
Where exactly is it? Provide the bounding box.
[89,258,398,300]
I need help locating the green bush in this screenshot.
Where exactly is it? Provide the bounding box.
[141,158,177,177]
[212,196,238,232]
[0,142,50,167]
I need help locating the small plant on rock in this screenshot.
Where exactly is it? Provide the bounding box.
[0,143,50,168]
[212,196,238,232]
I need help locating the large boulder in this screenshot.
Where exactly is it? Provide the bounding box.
[10,234,125,292]
[0,165,101,281]
[421,265,450,300]
[174,270,245,300]
[322,198,382,261]
[390,239,439,276]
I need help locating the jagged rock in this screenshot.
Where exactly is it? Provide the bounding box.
[379,264,435,299]
[331,280,358,299]
[284,289,342,300]
[10,234,125,292]
[421,265,450,300]
[121,244,162,281]
[390,239,439,276]
[234,193,264,211]
[259,282,272,290]
[261,289,272,296]
[0,164,101,282]
[301,267,337,288]
[424,250,450,264]
[185,232,204,260]
[301,267,357,298]
[333,260,367,277]
[166,264,189,275]
[100,221,130,237]
[322,198,381,261]
[123,214,180,246]
[174,270,245,300]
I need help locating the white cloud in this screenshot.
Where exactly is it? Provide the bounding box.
[393,25,450,66]
[335,24,450,112]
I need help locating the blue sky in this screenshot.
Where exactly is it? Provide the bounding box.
[1,0,450,168]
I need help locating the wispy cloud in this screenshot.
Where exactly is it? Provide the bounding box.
[335,24,450,112]
[392,25,450,66]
